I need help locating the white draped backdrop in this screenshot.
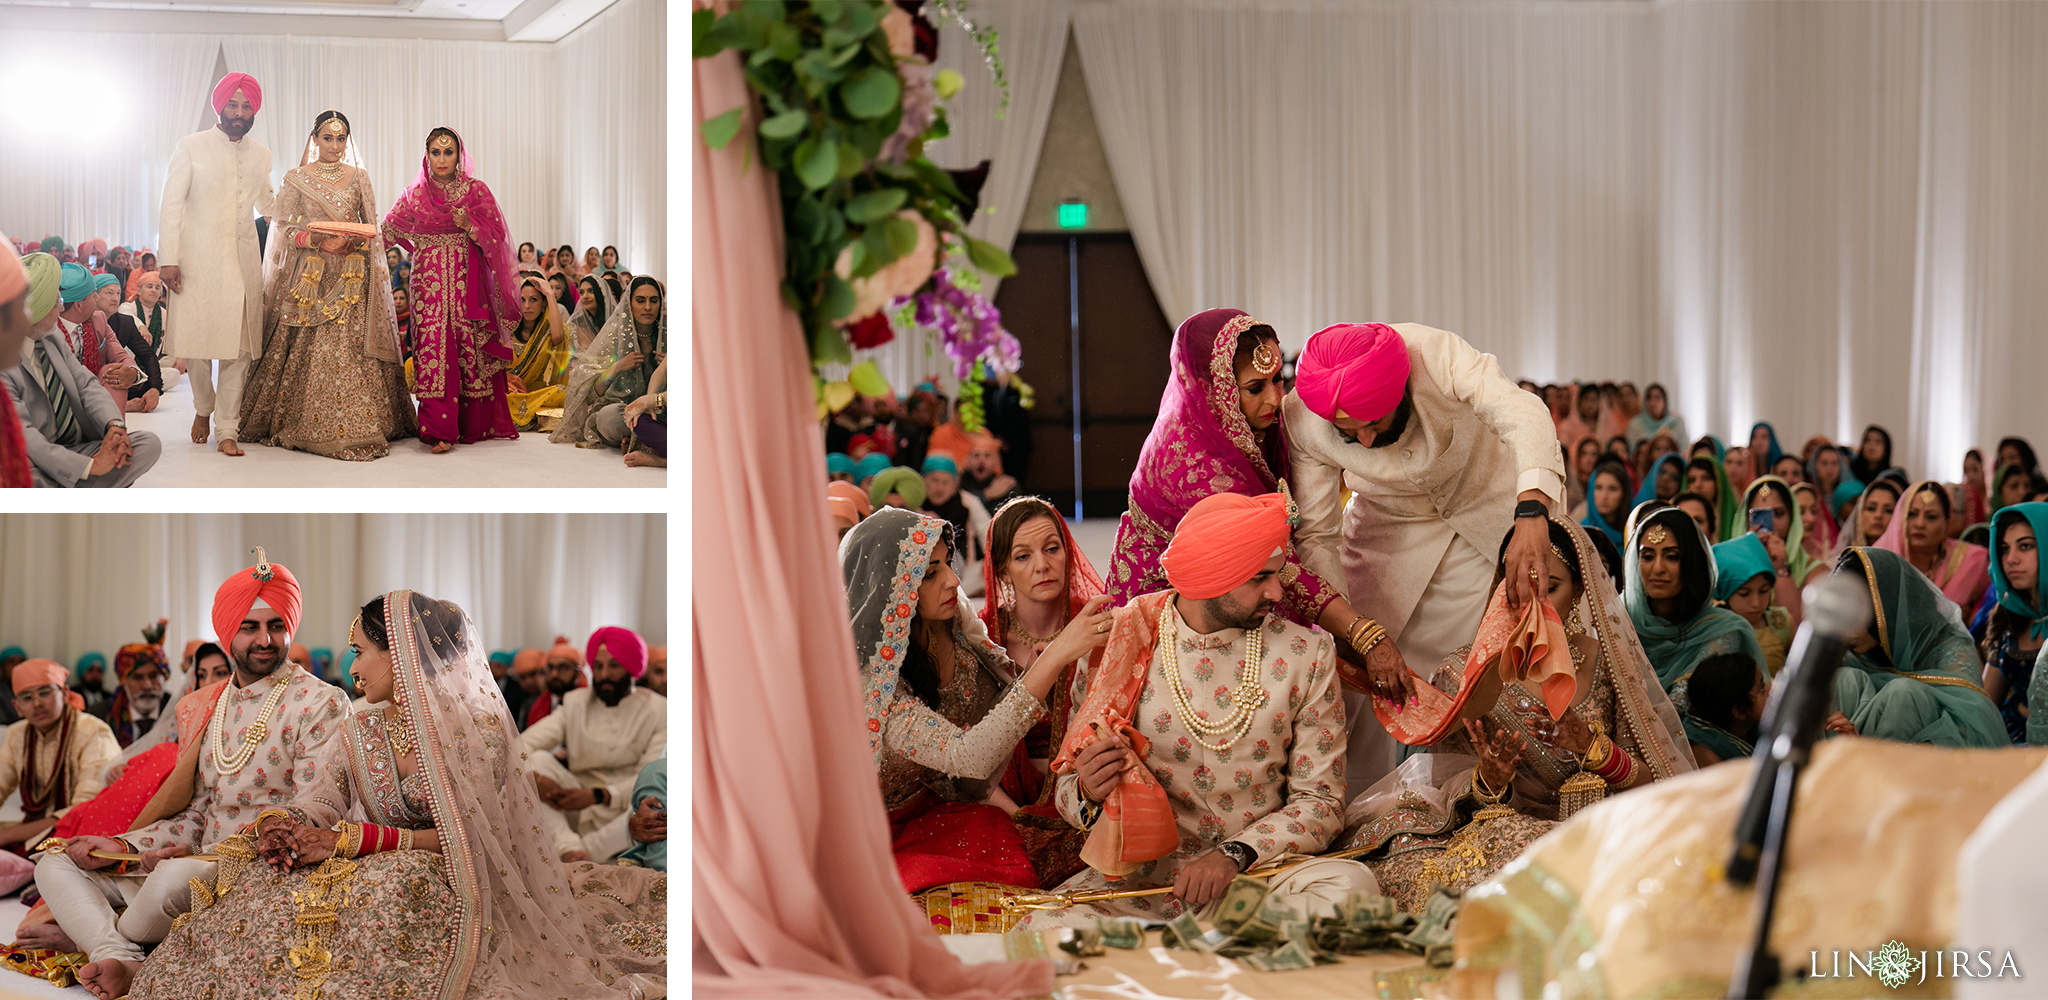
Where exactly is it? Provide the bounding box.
[838,0,2048,484]
[0,513,666,668]
[0,0,665,278]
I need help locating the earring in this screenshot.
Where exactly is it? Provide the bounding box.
[999,579,1015,608]
[1565,604,1585,636]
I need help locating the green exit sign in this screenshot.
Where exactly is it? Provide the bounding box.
[1057,201,1088,228]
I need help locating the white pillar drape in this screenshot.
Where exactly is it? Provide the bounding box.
[826,0,1072,398]
[556,0,667,278]
[1072,0,2048,483]
[0,513,666,666]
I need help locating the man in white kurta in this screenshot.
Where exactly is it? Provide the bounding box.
[1026,492,1372,929]
[0,661,122,851]
[1286,323,1565,796]
[158,72,274,455]
[521,627,666,862]
[33,556,347,1000]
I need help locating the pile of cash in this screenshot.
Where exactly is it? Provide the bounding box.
[1141,876,1463,972]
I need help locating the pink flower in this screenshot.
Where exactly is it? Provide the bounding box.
[836,210,937,323]
[880,5,918,58]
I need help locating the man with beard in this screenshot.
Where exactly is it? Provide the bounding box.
[520,627,665,863]
[526,636,585,730]
[104,643,169,747]
[0,660,122,854]
[1284,322,1565,795]
[158,72,274,457]
[503,647,545,728]
[35,551,348,1000]
[1024,493,1368,929]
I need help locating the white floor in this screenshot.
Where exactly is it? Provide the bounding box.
[100,367,664,488]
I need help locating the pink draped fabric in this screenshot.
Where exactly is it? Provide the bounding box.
[1873,481,1992,611]
[690,18,1052,998]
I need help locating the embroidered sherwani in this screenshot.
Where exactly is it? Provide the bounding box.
[1027,609,1361,927]
[1286,323,1566,795]
[519,686,666,861]
[0,709,121,820]
[34,664,348,966]
[158,126,274,439]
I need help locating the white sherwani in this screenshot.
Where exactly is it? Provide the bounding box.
[1285,323,1565,795]
[520,686,666,861]
[0,711,122,819]
[34,666,348,965]
[159,127,272,361]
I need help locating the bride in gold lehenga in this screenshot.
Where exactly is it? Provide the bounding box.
[238,110,417,460]
[1335,512,1694,912]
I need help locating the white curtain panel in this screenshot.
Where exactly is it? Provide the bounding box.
[0,0,664,279]
[1074,0,2048,482]
[825,0,1072,398]
[0,513,666,667]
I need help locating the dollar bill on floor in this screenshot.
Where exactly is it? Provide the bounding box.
[1394,889,1460,960]
[1097,916,1144,950]
[1059,926,1106,957]
[1243,938,1320,972]
[1162,912,1224,953]
[1212,876,1270,935]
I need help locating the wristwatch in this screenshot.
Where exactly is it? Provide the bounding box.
[1515,499,1548,519]
[593,787,610,807]
[1217,841,1256,873]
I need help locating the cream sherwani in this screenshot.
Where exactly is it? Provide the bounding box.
[158,126,273,438]
[520,686,666,861]
[0,710,121,819]
[1025,608,1373,929]
[1285,323,1565,796]
[34,665,348,965]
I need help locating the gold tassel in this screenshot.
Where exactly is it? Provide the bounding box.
[1556,770,1607,820]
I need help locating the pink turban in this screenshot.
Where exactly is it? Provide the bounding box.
[1295,322,1411,423]
[586,626,648,678]
[211,72,262,115]
[1160,493,1291,600]
[211,556,302,646]
[13,659,84,710]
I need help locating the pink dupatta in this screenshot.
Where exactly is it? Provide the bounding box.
[1874,479,1992,610]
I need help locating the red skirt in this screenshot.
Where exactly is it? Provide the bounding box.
[890,800,1040,894]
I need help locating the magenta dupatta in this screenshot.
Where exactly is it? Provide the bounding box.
[381,132,518,400]
[1105,308,1338,630]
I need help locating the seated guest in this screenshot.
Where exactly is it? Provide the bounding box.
[1580,459,1632,551]
[854,451,891,493]
[1977,503,2047,744]
[505,276,575,431]
[116,270,177,395]
[91,275,162,413]
[961,432,1018,507]
[845,508,1111,893]
[528,636,586,730]
[55,264,143,415]
[1832,547,2007,747]
[599,245,622,274]
[827,452,856,483]
[583,246,601,275]
[1634,453,1686,509]
[487,649,514,681]
[568,275,608,349]
[1723,445,1755,498]
[1684,455,1738,542]
[639,645,666,696]
[869,466,926,511]
[1793,481,1839,569]
[1625,504,1769,740]
[1670,490,1718,543]
[622,355,666,468]
[520,627,665,862]
[1026,493,1370,927]
[553,275,663,452]
[0,659,122,853]
[921,454,988,581]
[1338,514,1692,911]
[1876,479,1992,612]
[829,494,862,539]
[1713,533,1792,679]
[3,253,162,487]
[189,641,233,689]
[72,652,110,718]
[1845,476,1903,549]
[502,647,545,726]
[383,244,410,289]
[619,755,666,871]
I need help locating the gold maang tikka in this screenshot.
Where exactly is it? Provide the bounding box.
[1251,340,1282,376]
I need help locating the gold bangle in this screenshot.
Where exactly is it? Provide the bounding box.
[254,808,292,833]
[1581,732,1614,771]
[398,828,414,852]
[1472,769,1508,805]
[337,822,360,859]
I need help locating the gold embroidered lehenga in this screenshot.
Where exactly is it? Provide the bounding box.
[129,591,663,1000]
[239,123,417,460]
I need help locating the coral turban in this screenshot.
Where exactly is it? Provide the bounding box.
[211,556,302,647]
[211,72,262,115]
[0,230,24,312]
[586,627,648,678]
[827,480,873,519]
[21,252,59,324]
[511,648,544,674]
[181,639,203,664]
[828,495,861,525]
[1295,322,1411,424]
[548,636,583,665]
[12,659,83,710]
[1160,493,1291,600]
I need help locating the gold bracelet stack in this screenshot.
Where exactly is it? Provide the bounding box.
[398,828,414,852]
[1580,731,1614,772]
[336,822,361,859]
[1472,768,1508,805]
[1345,615,1389,656]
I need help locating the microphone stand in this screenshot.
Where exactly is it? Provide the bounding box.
[1725,573,1868,1000]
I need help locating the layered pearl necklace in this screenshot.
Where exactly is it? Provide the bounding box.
[208,671,291,776]
[1157,601,1270,754]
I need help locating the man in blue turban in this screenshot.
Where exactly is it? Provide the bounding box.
[54,263,143,412]
[0,254,160,486]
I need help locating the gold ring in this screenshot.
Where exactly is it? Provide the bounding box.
[1096,624,1110,634]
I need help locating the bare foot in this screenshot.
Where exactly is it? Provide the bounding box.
[77,958,138,999]
[560,849,590,863]
[15,921,79,952]
[218,438,244,457]
[190,414,209,444]
[430,441,454,454]
[623,450,665,468]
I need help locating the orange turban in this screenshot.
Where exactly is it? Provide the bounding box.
[12,659,83,710]
[211,553,302,646]
[1159,493,1291,600]
[547,636,583,666]
[827,481,873,520]
[181,639,202,664]
[512,648,544,674]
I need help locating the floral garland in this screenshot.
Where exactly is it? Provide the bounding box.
[695,0,1019,398]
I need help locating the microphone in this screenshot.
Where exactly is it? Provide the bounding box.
[1725,572,1869,885]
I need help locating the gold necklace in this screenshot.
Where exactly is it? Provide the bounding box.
[385,704,418,759]
[311,160,346,181]
[1004,606,1066,646]
[207,673,291,776]
[1157,601,1269,754]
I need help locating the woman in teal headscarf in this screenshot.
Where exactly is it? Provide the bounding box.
[1742,475,1821,586]
[1978,503,2048,744]
[1581,459,1632,549]
[1624,504,1768,752]
[1633,453,1687,509]
[1746,422,1784,471]
[1683,451,1742,542]
[1831,547,2007,747]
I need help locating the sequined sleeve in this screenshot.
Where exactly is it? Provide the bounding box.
[1226,633,1347,867]
[881,683,1045,780]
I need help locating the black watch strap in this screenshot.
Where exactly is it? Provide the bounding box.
[1217,841,1256,873]
[1515,499,1548,519]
